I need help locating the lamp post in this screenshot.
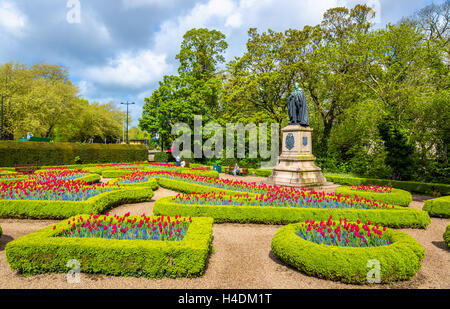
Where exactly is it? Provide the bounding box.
[120,101,135,144]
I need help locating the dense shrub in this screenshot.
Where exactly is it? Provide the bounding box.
[423,196,450,218]
[336,186,412,207]
[271,222,424,284]
[444,225,450,248]
[0,141,147,167]
[326,175,450,196]
[6,215,213,278]
[378,122,416,181]
[154,152,169,163]
[250,169,273,177]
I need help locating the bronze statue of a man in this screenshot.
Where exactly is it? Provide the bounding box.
[287,82,309,127]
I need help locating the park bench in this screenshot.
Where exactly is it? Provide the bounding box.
[228,165,249,176]
[14,164,39,174]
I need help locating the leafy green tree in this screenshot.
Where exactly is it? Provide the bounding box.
[378,121,416,180]
[176,28,228,81]
[140,28,228,152]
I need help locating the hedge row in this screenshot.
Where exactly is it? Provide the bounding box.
[0,187,154,219]
[271,223,425,284]
[422,195,450,218]
[153,178,430,228]
[335,187,412,207]
[325,175,450,196]
[0,141,148,167]
[6,215,213,278]
[153,196,430,228]
[444,225,450,248]
[101,168,219,179]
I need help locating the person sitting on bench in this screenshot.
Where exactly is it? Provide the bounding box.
[232,163,240,176]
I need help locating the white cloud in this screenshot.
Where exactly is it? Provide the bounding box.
[154,0,237,53]
[0,1,27,36]
[84,50,171,89]
[122,0,180,9]
[225,13,242,28]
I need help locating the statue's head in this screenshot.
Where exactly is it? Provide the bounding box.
[294,82,299,89]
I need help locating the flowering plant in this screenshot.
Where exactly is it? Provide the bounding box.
[297,216,390,247]
[55,213,192,241]
[0,170,117,201]
[349,184,393,193]
[171,190,395,210]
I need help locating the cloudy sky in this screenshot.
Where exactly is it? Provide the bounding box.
[0,0,444,126]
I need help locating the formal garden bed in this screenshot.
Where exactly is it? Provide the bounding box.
[0,163,445,285]
[335,185,412,207]
[6,213,213,278]
[271,217,425,284]
[0,169,155,219]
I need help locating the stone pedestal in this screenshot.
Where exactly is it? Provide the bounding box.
[266,125,339,193]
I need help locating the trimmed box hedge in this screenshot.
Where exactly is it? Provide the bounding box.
[0,141,148,167]
[153,195,430,228]
[6,215,213,278]
[153,178,430,228]
[444,225,450,248]
[0,187,154,219]
[271,222,425,284]
[325,175,450,196]
[335,186,412,207]
[422,195,450,218]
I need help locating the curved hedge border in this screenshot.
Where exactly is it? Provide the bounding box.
[423,195,450,218]
[271,222,425,284]
[326,175,450,196]
[109,178,159,191]
[0,187,154,219]
[6,215,213,278]
[153,196,430,228]
[335,186,412,207]
[153,178,430,228]
[444,225,450,248]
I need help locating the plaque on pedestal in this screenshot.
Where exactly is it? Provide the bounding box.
[267,125,339,192]
[266,82,339,193]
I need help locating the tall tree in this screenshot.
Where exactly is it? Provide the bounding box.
[176,28,228,81]
[141,28,228,150]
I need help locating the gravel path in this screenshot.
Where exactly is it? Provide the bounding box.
[0,184,448,289]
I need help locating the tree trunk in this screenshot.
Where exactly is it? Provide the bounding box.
[319,119,333,157]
